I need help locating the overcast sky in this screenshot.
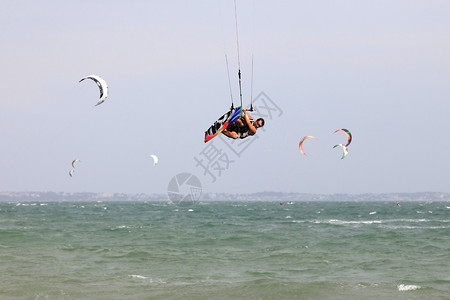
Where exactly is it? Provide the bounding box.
[1,0,449,195]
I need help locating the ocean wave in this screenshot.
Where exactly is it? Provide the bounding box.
[313,219,382,225]
[369,218,448,224]
[129,274,149,279]
[291,219,384,225]
[129,275,167,284]
[416,210,434,214]
[385,218,429,223]
[333,220,382,225]
[397,284,421,291]
[381,225,450,230]
[110,225,143,230]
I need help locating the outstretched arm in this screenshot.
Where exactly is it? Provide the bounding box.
[242,111,257,135]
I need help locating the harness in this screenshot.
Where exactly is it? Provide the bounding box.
[226,117,253,139]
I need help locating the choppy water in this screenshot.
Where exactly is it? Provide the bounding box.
[0,200,449,299]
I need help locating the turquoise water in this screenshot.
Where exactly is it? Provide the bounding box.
[0,200,449,299]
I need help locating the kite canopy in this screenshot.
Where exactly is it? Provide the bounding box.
[72,159,80,168]
[333,144,348,159]
[334,129,352,147]
[204,106,242,143]
[149,155,158,166]
[299,136,318,156]
[79,75,108,106]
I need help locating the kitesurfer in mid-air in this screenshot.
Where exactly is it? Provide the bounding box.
[222,110,264,139]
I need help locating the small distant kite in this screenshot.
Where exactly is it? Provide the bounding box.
[72,159,80,168]
[299,136,318,156]
[334,129,352,147]
[149,154,158,166]
[79,75,109,106]
[333,144,348,159]
[69,169,74,177]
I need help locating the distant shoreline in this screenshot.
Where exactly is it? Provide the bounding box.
[1,191,449,202]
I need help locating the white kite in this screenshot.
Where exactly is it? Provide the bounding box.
[69,169,74,177]
[79,75,108,106]
[333,144,348,159]
[149,154,158,166]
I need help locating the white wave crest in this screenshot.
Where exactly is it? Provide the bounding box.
[397,284,421,291]
[325,219,382,225]
[129,275,167,284]
[129,275,148,279]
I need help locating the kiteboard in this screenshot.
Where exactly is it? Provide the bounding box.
[204,106,242,143]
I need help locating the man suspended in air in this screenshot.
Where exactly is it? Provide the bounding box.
[222,110,265,139]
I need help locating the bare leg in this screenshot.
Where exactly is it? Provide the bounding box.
[222,130,238,139]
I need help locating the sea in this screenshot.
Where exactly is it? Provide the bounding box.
[0,200,449,300]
